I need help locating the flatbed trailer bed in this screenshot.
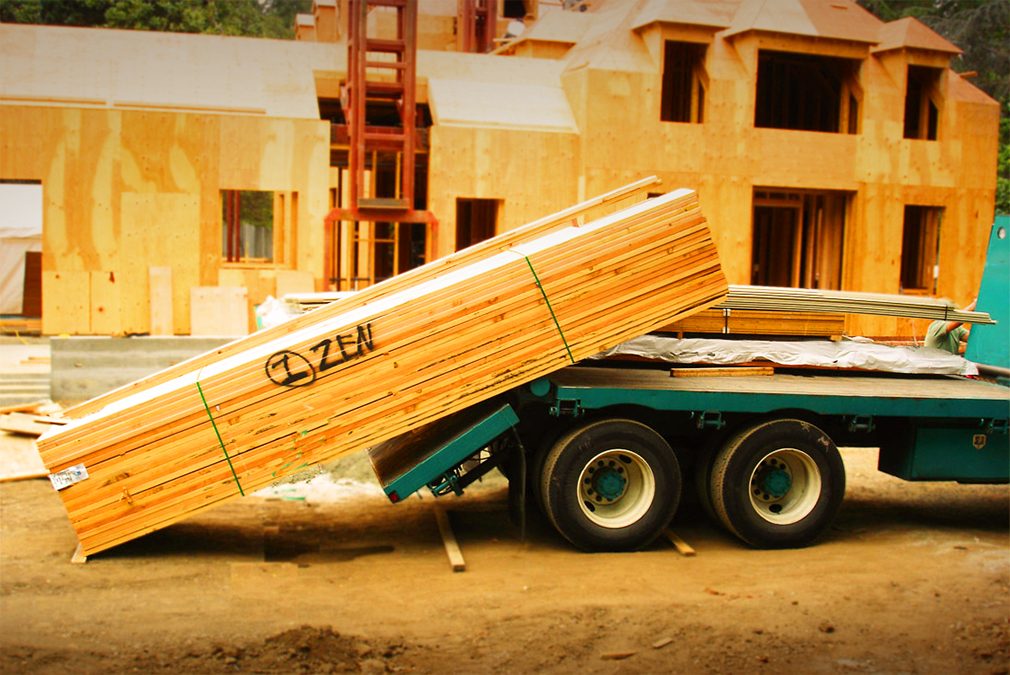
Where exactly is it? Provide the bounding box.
[545,366,1010,419]
[370,218,1010,552]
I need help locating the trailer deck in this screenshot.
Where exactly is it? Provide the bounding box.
[544,367,1010,419]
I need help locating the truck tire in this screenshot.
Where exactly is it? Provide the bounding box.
[539,419,681,551]
[710,419,844,548]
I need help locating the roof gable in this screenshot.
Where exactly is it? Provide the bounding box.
[872,17,962,55]
[723,0,882,43]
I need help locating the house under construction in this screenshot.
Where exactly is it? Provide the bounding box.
[0,0,999,338]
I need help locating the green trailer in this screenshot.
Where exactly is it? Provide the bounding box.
[368,218,1010,551]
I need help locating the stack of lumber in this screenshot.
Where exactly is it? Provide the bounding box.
[61,177,661,420]
[659,308,844,337]
[37,184,727,556]
[721,286,994,325]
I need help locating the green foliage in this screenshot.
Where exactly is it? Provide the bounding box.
[997,98,1010,215]
[0,0,311,38]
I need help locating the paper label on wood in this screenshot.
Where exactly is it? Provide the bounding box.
[49,463,89,491]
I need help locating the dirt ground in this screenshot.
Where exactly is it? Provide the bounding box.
[1,442,1008,674]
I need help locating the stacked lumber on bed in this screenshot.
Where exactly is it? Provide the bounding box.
[36,186,727,556]
[721,286,994,324]
[62,177,660,421]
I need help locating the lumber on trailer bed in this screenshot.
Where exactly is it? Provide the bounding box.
[36,187,727,556]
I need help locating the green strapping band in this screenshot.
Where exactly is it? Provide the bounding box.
[524,256,576,364]
[196,380,245,496]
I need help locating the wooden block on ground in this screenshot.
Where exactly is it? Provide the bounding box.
[71,543,88,564]
[434,507,466,572]
[663,529,697,556]
[190,286,249,336]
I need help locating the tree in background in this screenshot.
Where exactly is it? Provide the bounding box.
[858,0,1009,213]
[0,0,311,38]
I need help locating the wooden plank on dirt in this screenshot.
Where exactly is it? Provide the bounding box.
[433,507,466,572]
[35,187,727,557]
[663,529,697,556]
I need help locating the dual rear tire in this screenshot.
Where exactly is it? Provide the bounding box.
[708,418,845,548]
[536,417,845,551]
[539,419,681,552]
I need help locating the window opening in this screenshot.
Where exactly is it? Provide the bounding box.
[751,189,848,289]
[0,180,43,317]
[661,41,707,123]
[904,66,942,140]
[900,205,942,293]
[502,0,529,19]
[221,189,286,263]
[456,198,500,251]
[755,50,860,133]
[317,97,345,125]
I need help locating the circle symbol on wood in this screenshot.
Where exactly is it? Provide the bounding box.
[265,350,317,387]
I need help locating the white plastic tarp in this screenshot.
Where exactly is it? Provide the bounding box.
[591,335,978,376]
[0,183,43,315]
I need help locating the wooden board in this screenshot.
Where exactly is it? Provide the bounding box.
[670,366,774,378]
[42,271,89,335]
[0,413,68,436]
[660,309,844,337]
[149,267,174,336]
[35,189,727,556]
[189,287,249,337]
[0,432,48,482]
[275,270,315,298]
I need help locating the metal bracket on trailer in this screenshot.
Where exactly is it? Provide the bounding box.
[695,411,725,430]
[550,398,584,418]
[847,415,875,433]
[984,418,1008,435]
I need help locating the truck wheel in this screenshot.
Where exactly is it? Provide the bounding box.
[710,419,844,549]
[540,419,681,551]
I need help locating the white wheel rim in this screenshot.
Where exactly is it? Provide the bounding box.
[748,448,821,525]
[577,449,656,529]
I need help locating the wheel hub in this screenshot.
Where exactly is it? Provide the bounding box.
[756,465,792,499]
[592,465,627,501]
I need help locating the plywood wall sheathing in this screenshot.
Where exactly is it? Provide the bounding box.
[148,267,174,336]
[190,287,250,337]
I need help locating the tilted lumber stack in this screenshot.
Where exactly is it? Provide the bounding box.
[62,177,660,420]
[37,187,727,556]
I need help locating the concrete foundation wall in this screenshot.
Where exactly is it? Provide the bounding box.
[51,336,231,404]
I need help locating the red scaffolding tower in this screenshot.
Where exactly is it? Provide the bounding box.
[326,0,436,290]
